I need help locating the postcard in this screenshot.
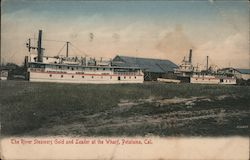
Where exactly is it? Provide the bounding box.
[1,0,249,159]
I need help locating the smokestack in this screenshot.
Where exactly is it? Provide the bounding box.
[37,30,43,62]
[66,42,69,57]
[189,49,192,63]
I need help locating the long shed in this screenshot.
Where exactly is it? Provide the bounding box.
[218,67,250,80]
[112,55,178,81]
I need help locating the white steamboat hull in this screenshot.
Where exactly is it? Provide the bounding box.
[191,77,220,84]
[190,76,236,85]
[29,71,144,84]
[0,77,7,80]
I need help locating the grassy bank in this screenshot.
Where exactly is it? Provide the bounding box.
[0,80,249,137]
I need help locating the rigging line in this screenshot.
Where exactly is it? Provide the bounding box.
[69,43,83,54]
[69,43,88,56]
[70,45,87,58]
[69,45,78,56]
[44,39,68,43]
[208,57,214,65]
[30,38,67,43]
[209,57,220,68]
[57,43,67,56]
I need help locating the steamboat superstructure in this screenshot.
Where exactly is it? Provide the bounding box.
[174,49,236,85]
[26,30,144,84]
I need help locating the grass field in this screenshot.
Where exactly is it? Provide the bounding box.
[0,80,249,137]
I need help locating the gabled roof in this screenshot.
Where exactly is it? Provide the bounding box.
[112,55,178,73]
[219,67,250,74]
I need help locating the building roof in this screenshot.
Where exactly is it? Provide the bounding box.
[219,67,250,74]
[236,68,250,74]
[112,55,178,73]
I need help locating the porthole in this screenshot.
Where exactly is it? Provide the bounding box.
[49,74,52,77]
[82,76,84,78]
[61,75,63,78]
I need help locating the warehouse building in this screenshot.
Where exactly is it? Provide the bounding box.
[218,67,250,80]
[112,55,178,81]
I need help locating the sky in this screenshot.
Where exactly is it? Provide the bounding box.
[1,0,249,69]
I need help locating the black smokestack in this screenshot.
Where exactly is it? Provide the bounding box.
[189,49,192,63]
[37,30,43,62]
[66,41,69,57]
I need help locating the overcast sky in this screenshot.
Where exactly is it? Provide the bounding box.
[1,0,249,69]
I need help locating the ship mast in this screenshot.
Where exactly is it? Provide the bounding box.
[0,37,1,68]
[206,56,209,71]
[0,28,2,67]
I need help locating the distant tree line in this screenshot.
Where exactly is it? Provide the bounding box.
[0,63,27,80]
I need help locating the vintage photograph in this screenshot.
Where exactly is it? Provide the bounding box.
[1,0,249,159]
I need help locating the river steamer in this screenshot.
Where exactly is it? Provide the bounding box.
[26,30,144,84]
[174,49,236,85]
[28,61,144,84]
[190,74,236,84]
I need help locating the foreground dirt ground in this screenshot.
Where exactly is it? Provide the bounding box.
[1,81,249,136]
